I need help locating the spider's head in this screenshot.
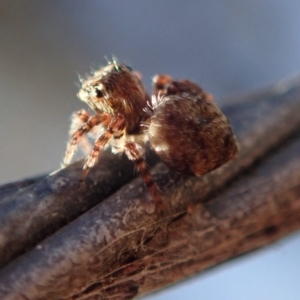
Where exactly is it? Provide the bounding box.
[77,59,149,131]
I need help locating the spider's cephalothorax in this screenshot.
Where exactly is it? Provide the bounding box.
[62,61,238,210]
[149,75,238,176]
[78,61,149,133]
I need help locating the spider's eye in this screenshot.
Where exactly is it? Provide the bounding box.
[125,65,132,71]
[94,88,103,98]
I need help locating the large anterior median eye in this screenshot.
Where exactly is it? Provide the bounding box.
[94,87,103,98]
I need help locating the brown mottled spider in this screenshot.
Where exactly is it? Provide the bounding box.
[63,58,238,209]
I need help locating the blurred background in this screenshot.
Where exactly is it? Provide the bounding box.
[1,1,300,299]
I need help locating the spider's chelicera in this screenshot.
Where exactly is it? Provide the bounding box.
[63,58,238,209]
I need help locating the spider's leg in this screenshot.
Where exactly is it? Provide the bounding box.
[69,109,94,155]
[63,113,111,167]
[152,74,173,96]
[69,109,90,135]
[125,141,165,210]
[83,114,126,175]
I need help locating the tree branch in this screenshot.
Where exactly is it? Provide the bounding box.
[0,76,300,299]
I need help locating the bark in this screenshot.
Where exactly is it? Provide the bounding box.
[0,76,300,299]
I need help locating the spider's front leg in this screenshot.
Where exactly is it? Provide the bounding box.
[82,114,126,176]
[125,141,165,210]
[63,112,111,167]
[69,109,90,135]
[68,109,95,155]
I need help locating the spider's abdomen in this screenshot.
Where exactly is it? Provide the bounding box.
[148,94,238,176]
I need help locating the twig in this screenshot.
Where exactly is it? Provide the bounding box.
[0,76,300,299]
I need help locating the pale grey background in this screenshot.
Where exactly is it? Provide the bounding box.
[1,1,300,299]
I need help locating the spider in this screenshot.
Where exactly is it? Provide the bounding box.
[63,58,238,209]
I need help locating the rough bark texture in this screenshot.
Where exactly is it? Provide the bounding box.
[0,76,300,299]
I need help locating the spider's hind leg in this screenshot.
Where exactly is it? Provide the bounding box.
[125,141,165,210]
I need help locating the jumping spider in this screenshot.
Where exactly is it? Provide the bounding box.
[63,59,238,209]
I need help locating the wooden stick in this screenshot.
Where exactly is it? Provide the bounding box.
[0,76,300,299]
